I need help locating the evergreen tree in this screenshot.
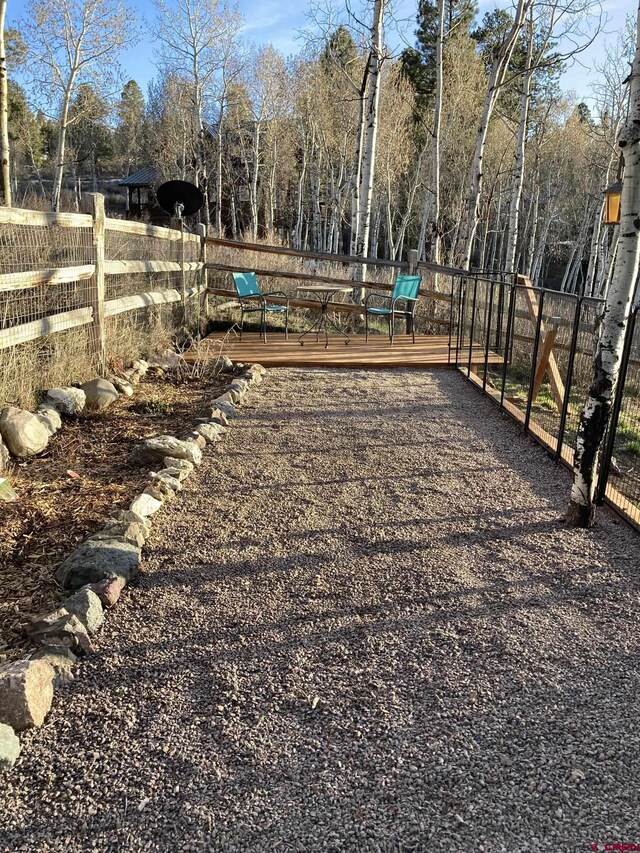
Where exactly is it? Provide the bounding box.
[401,0,477,115]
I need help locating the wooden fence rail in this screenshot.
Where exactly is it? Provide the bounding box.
[0,195,207,368]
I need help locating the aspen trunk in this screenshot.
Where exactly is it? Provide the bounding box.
[0,0,11,207]
[460,0,529,269]
[567,3,640,527]
[504,20,533,273]
[354,0,385,294]
[431,0,444,268]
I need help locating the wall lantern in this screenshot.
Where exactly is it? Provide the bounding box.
[603,179,622,225]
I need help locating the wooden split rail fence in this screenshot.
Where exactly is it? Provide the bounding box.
[0,195,206,373]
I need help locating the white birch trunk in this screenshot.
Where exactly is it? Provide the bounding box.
[504,22,533,273]
[250,121,261,240]
[567,2,640,526]
[0,0,10,206]
[354,0,385,294]
[460,0,529,269]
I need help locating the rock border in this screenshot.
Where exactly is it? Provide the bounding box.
[0,354,264,772]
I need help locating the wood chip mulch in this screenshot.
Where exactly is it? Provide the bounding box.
[0,370,226,664]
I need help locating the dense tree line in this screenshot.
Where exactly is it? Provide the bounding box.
[2,0,633,292]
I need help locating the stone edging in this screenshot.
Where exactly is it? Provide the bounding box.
[0,359,267,772]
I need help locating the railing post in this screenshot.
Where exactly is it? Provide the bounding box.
[524,287,545,434]
[555,297,582,462]
[448,274,456,365]
[467,274,479,376]
[482,279,495,393]
[596,308,638,504]
[407,248,418,335]
[499,282,516,408]
[82,192,106,375]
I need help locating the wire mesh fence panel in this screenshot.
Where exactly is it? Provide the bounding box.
[606,314,640,525]
[484,281,513,397]
[0,204,209,408]
[524,290,578,446]
[560,298,602,452]
[501,286,537,419]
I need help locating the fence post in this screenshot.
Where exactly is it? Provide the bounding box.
[196,222,207,339]
[596,308,638,504]
[171,216,186,327]
[82,192,106,375]
[407,248,418,335]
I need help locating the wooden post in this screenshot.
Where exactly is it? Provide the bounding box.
[518,274,565,409]
[531,324,559,402]
[197,223,208,331]
[407,248,418,335]
[171,217,186,328]
[83,193,106,374]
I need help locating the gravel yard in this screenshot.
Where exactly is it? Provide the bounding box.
[1,367,640,853]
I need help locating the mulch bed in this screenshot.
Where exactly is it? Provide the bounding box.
[0,369,226,664]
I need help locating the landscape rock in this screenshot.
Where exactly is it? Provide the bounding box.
[148,349,184,371]
[195,422,226,444]
[129,492,163,518]
[0,437,9,472]
[190,432,207,450]
[0,408,50,457]
[132,359,149,375]
[89,576,127,608]
[111,376,134,396]
[110,508,152,531]
[211,400,236,420]
[61,588,104,635]
[55,538,140,589]
[0,722,20,771]
[29,610,94,656]
[151,471,182,492]
[144,482,175,502]
[216,391,236,406]
[132,435,203,467]
[162,458,194,481]
[208,408,229,426]
[81,378,119,412]
[0,659,55,731]
[32,648,77,686]
[36,405,62,435]
[94,518,148,548]
[217,355,234,373]
[44,387,86,416]
[246,362,266,375]
[223,387,242,404]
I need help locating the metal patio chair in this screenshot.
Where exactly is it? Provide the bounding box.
[231,271,289,342]
[364,274,421,344]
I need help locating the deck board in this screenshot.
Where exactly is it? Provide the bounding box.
[186,333,503,369]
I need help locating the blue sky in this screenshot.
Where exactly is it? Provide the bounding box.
[7,0,633,106]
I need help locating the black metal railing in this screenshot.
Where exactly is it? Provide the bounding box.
[448,274,640,532]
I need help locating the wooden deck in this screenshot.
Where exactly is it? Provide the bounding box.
[187,333,504,369]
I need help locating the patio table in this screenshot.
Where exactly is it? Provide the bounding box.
[296,285,352,348]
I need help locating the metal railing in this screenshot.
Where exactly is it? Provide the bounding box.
[449,273,640,532]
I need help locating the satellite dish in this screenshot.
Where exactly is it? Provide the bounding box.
[157,180,204,219]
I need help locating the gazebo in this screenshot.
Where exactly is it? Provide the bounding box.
[119,166,160,219]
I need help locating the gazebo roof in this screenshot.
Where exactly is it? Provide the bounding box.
[119,166,159,188]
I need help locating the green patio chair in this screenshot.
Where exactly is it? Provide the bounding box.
[231,271,289,342]
[364,274,421,344]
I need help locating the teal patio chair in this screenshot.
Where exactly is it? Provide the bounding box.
[231,272,289,342]
[364,274,421,344]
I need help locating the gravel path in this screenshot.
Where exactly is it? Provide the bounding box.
[2,368,640,853]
